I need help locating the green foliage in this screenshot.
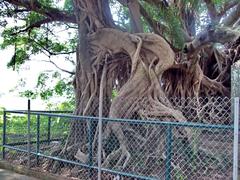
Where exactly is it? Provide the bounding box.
[55,101,75,111]
[212,0,231,7]
[139,1,159,32]
[1,29,26,49]
[1,23,76,69]
[55,80,67,95]
[162,7,185,48]
[212,0,240,12]
[0,113,70,148]
[37,72,49,88]
[0,107,5,123]
[1,28,30,68]
[0,0,75,111]
[19,71,74,104]
[110,0,131,31]
[0,0,233,111]
[141,1,185,48]
[112,89,118,99]
[64,0,74,12]
[182,0,200,10]
[0,3,77,69]
[40,89,54,100]
[26,12,44,26]
[39,0,54,6]
[7,49,28,68]
[19,90,37,99]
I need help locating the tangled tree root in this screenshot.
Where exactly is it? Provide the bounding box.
[46,28,231,177]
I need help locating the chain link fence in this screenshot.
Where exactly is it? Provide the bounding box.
[1,96,238,180]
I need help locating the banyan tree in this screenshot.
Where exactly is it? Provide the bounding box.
[1,0,240,177]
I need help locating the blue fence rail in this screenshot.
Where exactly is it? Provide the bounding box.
[2,110,236,180]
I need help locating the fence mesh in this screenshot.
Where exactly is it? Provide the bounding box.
[1,97,238,180]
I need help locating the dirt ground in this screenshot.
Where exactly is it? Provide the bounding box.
[0,168,39,180]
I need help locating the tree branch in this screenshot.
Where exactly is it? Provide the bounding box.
[183,26,240,55]
[4,0,76,24]
[222,2,240,27]
[13,8,30,13]
[203,0,219,23]
[218,0,239,17]
[141,0,194,42]
[117,0,143,32]
[12,18,53,34]
[127,0,143,33]
[30,38,76,57]
[101,0,119,29]
[233,18,240,28]
[118,0,167,34]
[42,59,75,75]
[143,0,169,8]
[139,5,163,34]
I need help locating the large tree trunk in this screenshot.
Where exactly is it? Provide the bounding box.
[50,0,239,177]
[49,0,193,176]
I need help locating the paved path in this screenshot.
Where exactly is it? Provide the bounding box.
[0,169,39,180]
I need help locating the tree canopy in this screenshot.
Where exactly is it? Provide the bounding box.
[0,0,239,99]
[1,1,239,67]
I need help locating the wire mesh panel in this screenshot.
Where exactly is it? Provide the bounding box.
[3,112,36,166]
[1,96,238,180]
[170,126,233,179]
[101,120,167,179]
[99,119,234,180]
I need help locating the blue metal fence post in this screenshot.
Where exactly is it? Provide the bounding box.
[27,99,31,168]
[166,126,173,180]
[88,120,93,178]
[2,111,7,159]
[47,117,51,145]
[36,114,40,165]
[233,97,239,180]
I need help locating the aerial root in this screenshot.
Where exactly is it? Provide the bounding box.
[115,145,131,169]
[102,144,131,170]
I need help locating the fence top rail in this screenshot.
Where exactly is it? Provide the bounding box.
[4,110,73,113]
[4,110,233,130]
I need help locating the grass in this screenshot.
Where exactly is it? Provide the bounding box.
[0,108,70,151]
